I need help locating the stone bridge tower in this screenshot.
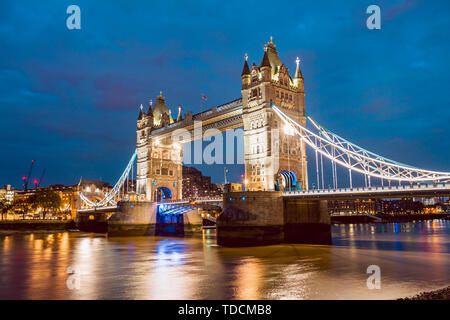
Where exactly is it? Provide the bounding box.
[136,92,183,201]
[241,38,308,191]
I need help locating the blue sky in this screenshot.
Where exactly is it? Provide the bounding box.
[0,0,449,189]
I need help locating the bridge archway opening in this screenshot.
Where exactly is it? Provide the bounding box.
[278,170,297,191]
[155,187,172,202]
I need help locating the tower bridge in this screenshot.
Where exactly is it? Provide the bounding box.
[77,38,450,246]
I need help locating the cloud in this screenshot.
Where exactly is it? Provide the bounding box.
[384,0,419,21]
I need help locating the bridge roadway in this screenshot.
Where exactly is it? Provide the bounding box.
[283,182,450,200]
[77,205,117,214]
[77,198,222,223]
[162,183,450,203]
[159,198,223,205]
[77,183,450,215]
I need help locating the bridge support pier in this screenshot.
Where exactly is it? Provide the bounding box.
[108,201,204,236]
[77,211,110,233]
[183,209,203,235]
[108,201,157,236]
[217,191,331,247]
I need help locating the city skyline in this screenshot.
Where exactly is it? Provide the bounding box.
[1,0,450,189]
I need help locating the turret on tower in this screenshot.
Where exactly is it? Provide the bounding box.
[152,91,174,127]
[260,45,271,81]
[241,53,250,89]
[137,103,144,120]
[176,105,183,122]
[293,57,304,89]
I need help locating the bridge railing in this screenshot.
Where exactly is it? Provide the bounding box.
[283,183,449,196]
[159,197,222,205]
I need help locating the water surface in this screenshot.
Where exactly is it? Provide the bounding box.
[0,220,449,299]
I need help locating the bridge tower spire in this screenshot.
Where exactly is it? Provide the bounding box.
[241,38,308,191]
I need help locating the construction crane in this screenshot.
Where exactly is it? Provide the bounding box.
[22,160,35,191]
[35,168,46,188]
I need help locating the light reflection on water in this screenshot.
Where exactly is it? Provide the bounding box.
[0,220,449,300]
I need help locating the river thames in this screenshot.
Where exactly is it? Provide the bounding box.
[0,220,449,300]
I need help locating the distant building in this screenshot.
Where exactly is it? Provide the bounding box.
[0,185,16,204]
[77,179,112,195]
[328,199,377,215]
[224,183,242,193]
[215,183,224,192]
[328,199,425,215]
[182,166,222,199]
[420,197,441,206]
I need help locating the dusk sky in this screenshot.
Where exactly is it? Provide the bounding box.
[1,0,449,189]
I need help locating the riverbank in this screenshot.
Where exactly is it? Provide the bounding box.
[401,286,450,300]
[331,213,449,224]
[0,220,76,231]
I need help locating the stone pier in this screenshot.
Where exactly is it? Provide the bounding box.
[108,201,157,236]
[107,201,204,236]
[183,209,203,235]
[217,191,331,246]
